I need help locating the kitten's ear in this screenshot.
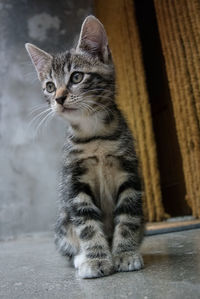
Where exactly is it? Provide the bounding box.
[25,43,52,80]
[76,15,110,62]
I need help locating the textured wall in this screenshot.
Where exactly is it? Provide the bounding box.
[0,0,93,239]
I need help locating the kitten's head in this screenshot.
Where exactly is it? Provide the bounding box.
[25,16,115,123]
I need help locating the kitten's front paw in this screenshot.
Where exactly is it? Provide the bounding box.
[113,252,144,272]
[75,255,114,278]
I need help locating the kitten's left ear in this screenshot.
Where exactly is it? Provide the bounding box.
[76,15,111,63]
[25,43,52,80]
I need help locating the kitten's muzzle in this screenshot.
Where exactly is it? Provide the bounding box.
[55,96,66,105]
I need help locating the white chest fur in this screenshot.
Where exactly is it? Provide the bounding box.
[73,139,128,237]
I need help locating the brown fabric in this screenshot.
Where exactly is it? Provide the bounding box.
[154,0,200,217]
[95,0,166,221]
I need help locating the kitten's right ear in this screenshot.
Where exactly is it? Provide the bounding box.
[76,15,110,63]
[25,43,52,80]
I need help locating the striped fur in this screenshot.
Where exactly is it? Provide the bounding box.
[26,15,144,278]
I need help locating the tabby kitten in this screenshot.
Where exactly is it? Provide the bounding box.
[25,15,144,279]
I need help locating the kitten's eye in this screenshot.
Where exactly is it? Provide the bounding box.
[46,82,56,93]
[70,72,84,84]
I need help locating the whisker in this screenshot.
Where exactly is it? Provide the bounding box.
[28,108,52,125]
[26,108,52,136]
[79,99,113,126]
[85,100,114,123]
[28,104,48,116]
[85,99,114,115]
[79,102,94,115]
[80,91,116,104]
[80,88,115,97]
[34,110,54,137]
[79,101,99,133]
[45,111,55,129]
[81,102,94,112]
[85,95,115,104]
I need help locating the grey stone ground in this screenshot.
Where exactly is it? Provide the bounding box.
[1,229,200,299]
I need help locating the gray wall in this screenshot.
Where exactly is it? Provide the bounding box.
[0,0,93,239]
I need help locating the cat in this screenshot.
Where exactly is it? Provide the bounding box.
[25,15,144,279]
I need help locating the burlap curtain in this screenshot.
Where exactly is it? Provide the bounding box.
[95,0,165,221]
[154,0,200,217]
[95,0,200,221]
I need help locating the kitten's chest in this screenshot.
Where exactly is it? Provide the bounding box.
[70,140,127,236]
[77,140,126,206]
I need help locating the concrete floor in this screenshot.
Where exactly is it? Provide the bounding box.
[0,229,200,299]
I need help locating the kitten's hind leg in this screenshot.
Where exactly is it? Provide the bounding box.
[112,187,144,272]
[55,211,79,263]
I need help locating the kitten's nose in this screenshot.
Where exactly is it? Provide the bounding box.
[55,96,66,105]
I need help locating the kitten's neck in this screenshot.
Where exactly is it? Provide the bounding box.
[69,108,119,140]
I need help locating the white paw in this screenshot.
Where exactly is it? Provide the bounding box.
[113,252,144,272]
[74,254,113,278]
